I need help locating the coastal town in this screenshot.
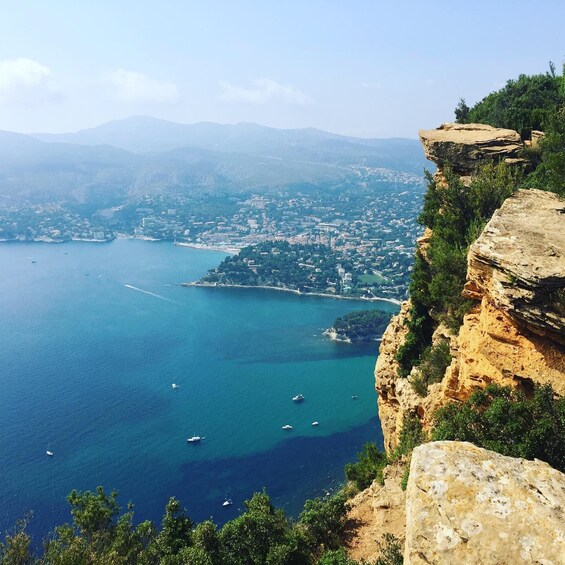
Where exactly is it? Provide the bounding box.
[0,174,425,299]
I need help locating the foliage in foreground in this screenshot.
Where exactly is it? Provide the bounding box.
[0,489,352,565]
[432,384,565,472]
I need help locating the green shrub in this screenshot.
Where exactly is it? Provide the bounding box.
[400,466,410,492]
[374,533,404,565]
[345,443,388,491]
[299,492,349,550]
[432,384,565,472]
[412,339,452,396]
[393,414,424,460]
[318,547,360,564]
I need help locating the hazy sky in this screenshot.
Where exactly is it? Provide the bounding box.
[1,0,564,138]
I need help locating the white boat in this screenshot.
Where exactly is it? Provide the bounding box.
[281,424,293,430]
[46,450,54,457]
[222,498,233,507]
[187,435,204,443]
[311,421,319,426]
[172,383,179,389]
[351,395,359,400]
[292,394,304,402]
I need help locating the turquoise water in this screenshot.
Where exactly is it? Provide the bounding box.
[0,239,394,542]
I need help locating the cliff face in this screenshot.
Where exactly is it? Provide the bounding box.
[350,122,565,563]
[446,189,565,401]
[375,123,565,453]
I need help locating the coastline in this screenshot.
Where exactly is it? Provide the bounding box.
[173,241,239,254]
[323,328,384,343]
[182,281,402,305]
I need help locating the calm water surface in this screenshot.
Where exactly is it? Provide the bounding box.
[0,239,394,542]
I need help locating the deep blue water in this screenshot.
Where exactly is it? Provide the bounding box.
[0,239,394,543]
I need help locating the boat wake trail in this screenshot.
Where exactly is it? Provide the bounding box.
[123,284,179,305]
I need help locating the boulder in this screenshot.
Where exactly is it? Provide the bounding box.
[405,441,565,564]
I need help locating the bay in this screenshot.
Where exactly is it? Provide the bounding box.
[0,239,393,543]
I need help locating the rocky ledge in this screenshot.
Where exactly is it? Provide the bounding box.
[405,441,565,564]
[463,188,565,344]
[419,123,524,180]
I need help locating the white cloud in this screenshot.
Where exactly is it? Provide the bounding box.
[218,78,311,105]
[104,69,180,104]
[0,58,57,101]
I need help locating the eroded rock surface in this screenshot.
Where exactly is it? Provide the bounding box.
[419,123,524,178]
[405,441,565,564]
[464,188,565,344]
[346,462,406,562]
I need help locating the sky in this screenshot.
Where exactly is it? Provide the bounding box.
[0,0,564,139]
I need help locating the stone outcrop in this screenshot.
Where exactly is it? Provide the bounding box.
[405,441,565,564]
[464,188,565,344]
[419,123,525,182]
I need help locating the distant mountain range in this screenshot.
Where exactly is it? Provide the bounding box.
[0,116,428,205]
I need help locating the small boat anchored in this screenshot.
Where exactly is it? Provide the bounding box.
[171,383,180,389]
[46,450,54,457]
[292,394,304,402]
[281,424,293,430]
[187,435,204,443]
[311,421,319,427]
[222,498,233,507]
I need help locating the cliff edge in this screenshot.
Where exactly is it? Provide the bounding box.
[351,123,565,563]
[375,124,565,452]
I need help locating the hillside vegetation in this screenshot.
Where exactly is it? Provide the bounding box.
[456,62,565,196]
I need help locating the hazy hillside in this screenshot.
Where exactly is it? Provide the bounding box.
[0,118,427,207]
[32,116,425,172]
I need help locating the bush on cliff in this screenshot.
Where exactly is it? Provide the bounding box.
[455,65,565,138]
[397,162,521,378]
[432,383,565,472]
[345,442,388,491]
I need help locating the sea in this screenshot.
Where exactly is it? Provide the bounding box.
[0,239,395,544]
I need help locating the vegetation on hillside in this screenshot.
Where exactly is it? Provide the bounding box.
[395,162,522,379]
[433,384,565,473]
[455,64,564,138]
[455,63,565,196]
[328,310,394,342]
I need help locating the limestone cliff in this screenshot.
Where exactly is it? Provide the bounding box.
[375,123,565,453]
[347,121,565,564]
[419,122,526,184]
[446,189,565,402]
